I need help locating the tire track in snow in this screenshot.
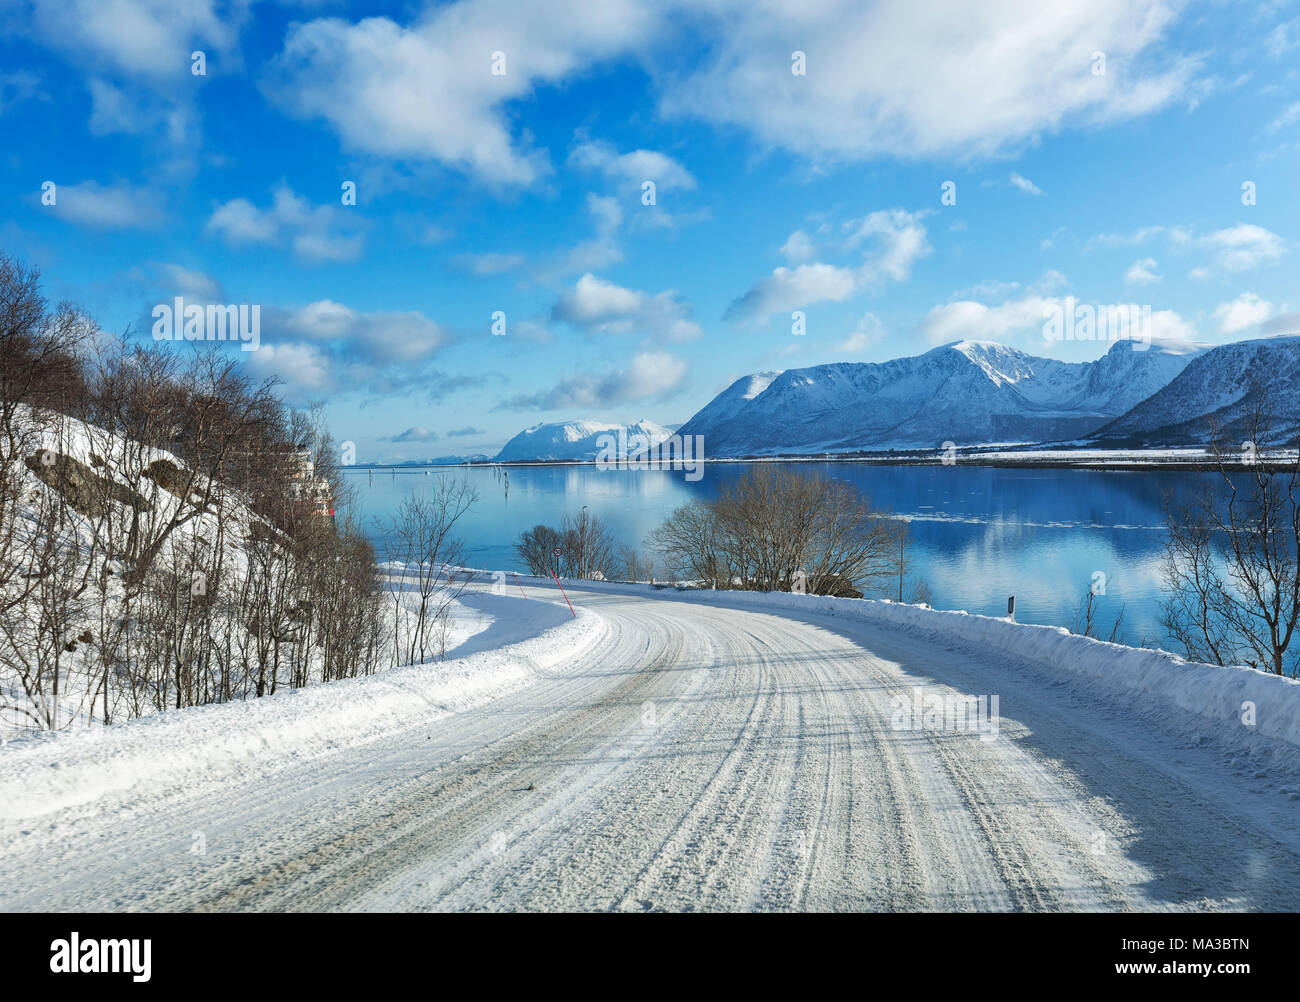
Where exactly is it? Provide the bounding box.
[8,584,1300,912]
[196,616,690,911]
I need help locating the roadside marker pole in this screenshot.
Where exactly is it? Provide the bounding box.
[549,569,576,618]
[514,572,528,599]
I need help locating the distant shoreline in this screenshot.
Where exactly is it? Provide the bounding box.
[345,450,1298,474]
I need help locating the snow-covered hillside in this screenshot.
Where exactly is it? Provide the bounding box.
[1090,334,1300,446]
[678,339,1201,456]
[0,405,399,739]
[495,419,673,462]
[0,406,272,735]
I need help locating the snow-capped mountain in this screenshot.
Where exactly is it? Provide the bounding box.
[677,339,1202,456]
[494,419,673,462]
[1090,335,1300,446]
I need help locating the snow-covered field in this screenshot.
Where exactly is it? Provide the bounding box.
[3,575,1299,912]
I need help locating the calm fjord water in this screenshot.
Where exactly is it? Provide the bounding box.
[343,463,1226,648]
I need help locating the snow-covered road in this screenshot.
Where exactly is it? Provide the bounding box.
[4,583,1300,912]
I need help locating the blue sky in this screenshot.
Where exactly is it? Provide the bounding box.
[3,0,1300,462]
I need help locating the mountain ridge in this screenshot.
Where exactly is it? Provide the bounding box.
[494,418,672,462]
[1089,334,1300,447]
[677,338,1202,456]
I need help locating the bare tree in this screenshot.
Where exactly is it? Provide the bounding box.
[0,254,92,454]
[1161,402,1300,676]
[0,254,399,733]
[560,508,616,580]
[617,544,656,583]
[644,500,724,585]
[378,478,478,665]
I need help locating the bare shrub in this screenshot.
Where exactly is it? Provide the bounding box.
[648,467,896,595]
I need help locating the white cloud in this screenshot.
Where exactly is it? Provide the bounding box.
[621,350,689,398]
[844,209,931,284]
[450,252,525,276]
[1092,220,1284,280]
[1094,223,1284,277]
[917,295,1059,345]
[273,299,447,364]
[238,297,481,407]
[726,208,929,322]
[1262,311,1300,337]
[1009,172,1043,195]
[661,0,1194,163]
[1266,16,1300,58]
[1124,257,1161,285]
[409,221,454,244]
[1030,269,1069,293]
[239,296,459,405]
[1200,224,1285,273]
[206,185,363,263]
[43,180,163,229]
[155,263,223,301]
[496,350,688,410]
[918,290,1199,348]
[1146,308,1199,344]
[835,313,885,352]
[27,0,242,145]
[954,279,1021,299]
[780,229,816,264]
[206,198,277,243]
[1091,224,1192,247]
[552,273,703,343]
[1213,292,1272,334]
[293,231,363,264]
[554,274,641,324]
[264,0,657,186]
[725,263,859,322]
[566,136,705,235]
[85,77,194,140]
[537,193,625,280]
[31,0,238,80]
[390,426,440,443]
[568,138,696,194]
[1268,100,1300,133]
[261,1,1196,186]
[243,342,336,397]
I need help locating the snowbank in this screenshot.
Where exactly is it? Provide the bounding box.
[640,585,1300,753]
[487,572,1300,753]
[452,573,1300,754]
[0,593,605,822]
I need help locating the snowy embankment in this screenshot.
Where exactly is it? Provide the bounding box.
[7,568,1297,824]
[0,591,604,822]
[503,574,1300,756]
[694,587,1300,753]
